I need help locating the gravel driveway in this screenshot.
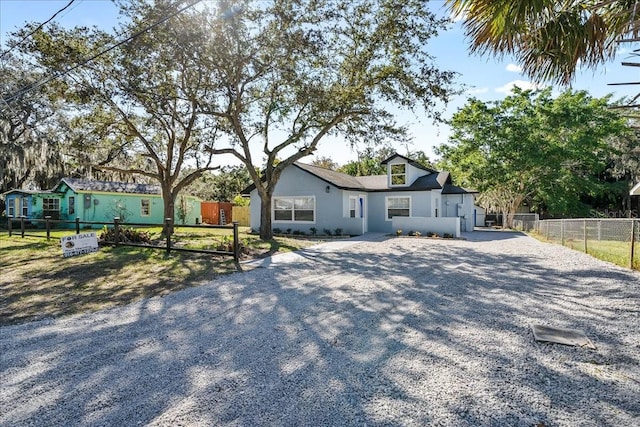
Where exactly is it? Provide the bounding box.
[2,231,639,426]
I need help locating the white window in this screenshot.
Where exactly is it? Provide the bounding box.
[8,200,14,217]
[390,164,406,185]
[274,196,315,223]
[349,197,357,218]
[386,196,410,220]
[43,198,60,212]
[22,198,28,216]
[141,199,150,216]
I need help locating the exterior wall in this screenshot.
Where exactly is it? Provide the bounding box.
[4,193,33,218]
[392,216,461,238]
[442,193,476,232]
[367,191,432,234]
[250,166,363,235]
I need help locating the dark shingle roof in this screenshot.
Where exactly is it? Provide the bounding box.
[242,160,475,194]
[293,163,366,190]
[380,153,438,173]
[58,178,162,195]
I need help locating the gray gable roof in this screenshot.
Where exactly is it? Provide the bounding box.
[242,159,475,194]
[57,178,162,195]
[380,153,438,173]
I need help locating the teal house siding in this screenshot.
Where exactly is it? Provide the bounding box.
[3,178,201,228]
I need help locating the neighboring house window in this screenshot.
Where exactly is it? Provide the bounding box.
[8,200,14,217]
[390,164,406,185]
[349,197,357,218]
[386,196,410,220]
[22,198,28,216]
[141,199,150,216]
[273,196,315,222]
[68,196,75,215]
[43,198,60,216]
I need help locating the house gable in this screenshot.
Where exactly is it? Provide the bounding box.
[380,153,437,188]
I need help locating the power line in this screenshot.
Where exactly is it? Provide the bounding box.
[0,0,77,62]
[1,0,203,108]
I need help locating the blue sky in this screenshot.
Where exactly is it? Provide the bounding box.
[2,0,639,166]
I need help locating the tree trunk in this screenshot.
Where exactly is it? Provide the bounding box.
[162,188,175,236]
[259,193,273,240]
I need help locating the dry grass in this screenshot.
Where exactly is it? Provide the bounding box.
[0,229,322,326]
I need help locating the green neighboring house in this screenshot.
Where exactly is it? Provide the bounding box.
[3,178,202,228]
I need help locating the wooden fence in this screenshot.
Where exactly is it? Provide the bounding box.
[6,216,241,262]
[232,206,250,226]
[201,202,233,225]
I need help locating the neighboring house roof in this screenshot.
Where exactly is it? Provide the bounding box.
[1,189,52,197]
[55,178,162,195]
[380,153,438,173]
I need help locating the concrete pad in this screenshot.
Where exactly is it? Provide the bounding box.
[531,324,596,349]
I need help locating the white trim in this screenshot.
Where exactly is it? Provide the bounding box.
[631,182,640,196]
[348,196,357,218]
[389,162,407,187]
[385,196,411,221]
[273,195,316,224]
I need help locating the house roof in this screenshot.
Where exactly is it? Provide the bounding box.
[380,153,438,173]
[1,189,53,197]
[242,157,475,194]
[56,178,162,195]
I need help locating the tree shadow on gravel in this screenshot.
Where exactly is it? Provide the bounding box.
[1,235,639,426]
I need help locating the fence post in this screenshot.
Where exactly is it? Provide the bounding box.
[583,219,587,254]
[560,220,565,246]
[45,216,51,241]
[630,219,636,270]
[113,217,120,247]
[546,222,549,240]
[233,221,239,262]
[20,216,25,238]
[75,217,80,234]
[165,218,172,254]
[8,216,12,236]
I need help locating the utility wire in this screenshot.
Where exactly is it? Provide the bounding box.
[1,0,203,107]
[0,0,77,61]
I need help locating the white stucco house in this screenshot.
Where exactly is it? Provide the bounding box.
[245,153,478,237]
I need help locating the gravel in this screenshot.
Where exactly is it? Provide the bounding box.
[2,231,639,426]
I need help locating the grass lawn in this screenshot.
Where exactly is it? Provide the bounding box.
[0,227,324,326]
[529,232,639,270]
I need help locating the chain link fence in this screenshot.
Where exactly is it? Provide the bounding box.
[534,219,639,270]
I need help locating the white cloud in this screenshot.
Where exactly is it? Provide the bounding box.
[506,63,522,73]
[495,80,545,94]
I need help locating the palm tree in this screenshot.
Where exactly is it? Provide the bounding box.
[446,0,640,84]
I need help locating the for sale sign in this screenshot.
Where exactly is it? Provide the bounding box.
[61,232,99,258]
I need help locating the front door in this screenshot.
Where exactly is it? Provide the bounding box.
[359,194,367,234]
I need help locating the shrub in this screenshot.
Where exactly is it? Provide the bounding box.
[443,233,453,239]
[414,231,422,237]
[334,228,343,236]
[293,230,301,235]
[426,232,434,237]
[396,229,403,236]
[310,227,317,236]
[99,226,151,244]
[286,228,292,234]
[273,228,282,234]
[408,230,416,236]
[323,228,332,236]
